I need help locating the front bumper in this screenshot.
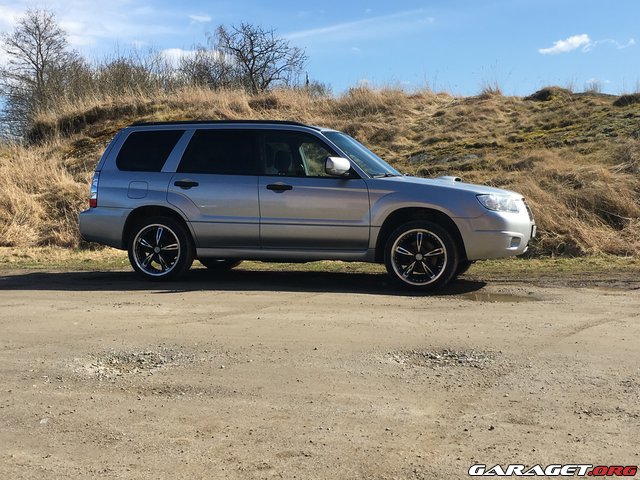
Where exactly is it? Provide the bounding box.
[455,210,536,261]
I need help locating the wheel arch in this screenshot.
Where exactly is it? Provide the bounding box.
[374,207,467,263]
[123,205,195,248]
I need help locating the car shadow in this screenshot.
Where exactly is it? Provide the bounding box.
[0,268,486,297]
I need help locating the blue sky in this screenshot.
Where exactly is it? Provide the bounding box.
[1,0,638,95]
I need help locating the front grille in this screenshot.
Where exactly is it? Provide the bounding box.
[522,198,534,221]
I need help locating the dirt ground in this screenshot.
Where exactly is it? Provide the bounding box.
[0,267,638,479]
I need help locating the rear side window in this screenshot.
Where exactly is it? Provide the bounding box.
[116,130,184,172]
[177,130,258,175]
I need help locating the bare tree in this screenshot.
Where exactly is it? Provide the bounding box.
[214,23,307,93]
[0,9,74,136]
[178,46,240,89]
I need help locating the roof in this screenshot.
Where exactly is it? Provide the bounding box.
[129,119,320,130]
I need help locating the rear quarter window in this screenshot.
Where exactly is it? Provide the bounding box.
[116,130,184,172]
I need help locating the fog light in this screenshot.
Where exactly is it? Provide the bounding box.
[510,237,521,248]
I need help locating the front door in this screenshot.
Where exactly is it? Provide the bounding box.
[258,130,370,250]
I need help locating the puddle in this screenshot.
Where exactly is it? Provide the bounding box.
[389,349,499,369]
[461,292,539,303]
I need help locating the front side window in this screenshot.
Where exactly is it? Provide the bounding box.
[262,131,338,177]
[116,130,184,172]
[178,130,258,175]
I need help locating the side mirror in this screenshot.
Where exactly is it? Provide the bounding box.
[324,156,351,177]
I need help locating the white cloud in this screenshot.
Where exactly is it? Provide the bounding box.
[160,47,230,67]
[161,48,196,64]
[189,14,211,23]
[539,34,590,55]
[0,1,181,51]
[0,5,21,65]
[59,20,97,47]
[620,38,636,49]
[0,4,21,30]
[539,34,636,55]
[585,37,635,52]
[131,40,149,49]
[0,49,10,66]
[286,9,435,43]
[586,77,611,85]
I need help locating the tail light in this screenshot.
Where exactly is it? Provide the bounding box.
[89,171,100,208]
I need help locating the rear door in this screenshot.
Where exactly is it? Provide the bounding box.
[258,130,370,250]
[99,129,186,210]
[167,129,260,248]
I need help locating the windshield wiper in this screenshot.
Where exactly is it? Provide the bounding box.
[372,172,400,178]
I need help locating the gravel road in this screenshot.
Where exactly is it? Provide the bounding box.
[1,268,638,479]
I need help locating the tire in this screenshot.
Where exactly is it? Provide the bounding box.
[384,221,459,291]
[454,260,474,278]
[127,216,194,280]
[199,258,242,272]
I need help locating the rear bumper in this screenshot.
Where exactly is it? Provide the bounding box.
[455,211,536,261]
[79,207,130,249]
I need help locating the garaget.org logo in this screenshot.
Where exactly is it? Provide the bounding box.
[468,464,638,476]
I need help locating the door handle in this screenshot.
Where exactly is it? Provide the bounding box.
[174,180,199,189]
[266,183,293,192]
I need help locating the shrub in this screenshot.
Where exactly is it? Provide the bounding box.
[613,93,640,107]
[525,86,572,102]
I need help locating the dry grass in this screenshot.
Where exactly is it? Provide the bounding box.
[0,246,128,269]
[0,142,91,247]
[1,86,639,257]
[492,150,640,255]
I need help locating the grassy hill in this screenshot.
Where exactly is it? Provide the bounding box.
[1,86,639,256]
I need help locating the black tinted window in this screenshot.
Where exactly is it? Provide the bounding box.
[116,130,184,172]
[178,130,258,175]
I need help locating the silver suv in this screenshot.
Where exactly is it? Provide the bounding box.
[79,120,535,290]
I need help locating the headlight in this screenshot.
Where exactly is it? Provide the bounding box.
[477,194,520,213]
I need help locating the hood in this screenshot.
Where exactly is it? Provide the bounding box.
[378,175,521,197]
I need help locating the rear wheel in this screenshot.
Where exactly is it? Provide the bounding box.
[199,258,242,272]
[384,221,458,291]
[128,216,194,280]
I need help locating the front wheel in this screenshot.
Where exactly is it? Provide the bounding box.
[384,221,459,291]
[454,260,474,278]
[128,216,194,280]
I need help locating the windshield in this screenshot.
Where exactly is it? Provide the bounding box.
[324,131,400,177]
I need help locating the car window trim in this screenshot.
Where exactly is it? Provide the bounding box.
[161,129,195,173]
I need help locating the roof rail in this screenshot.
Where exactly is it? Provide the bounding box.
[129,119,315,128]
